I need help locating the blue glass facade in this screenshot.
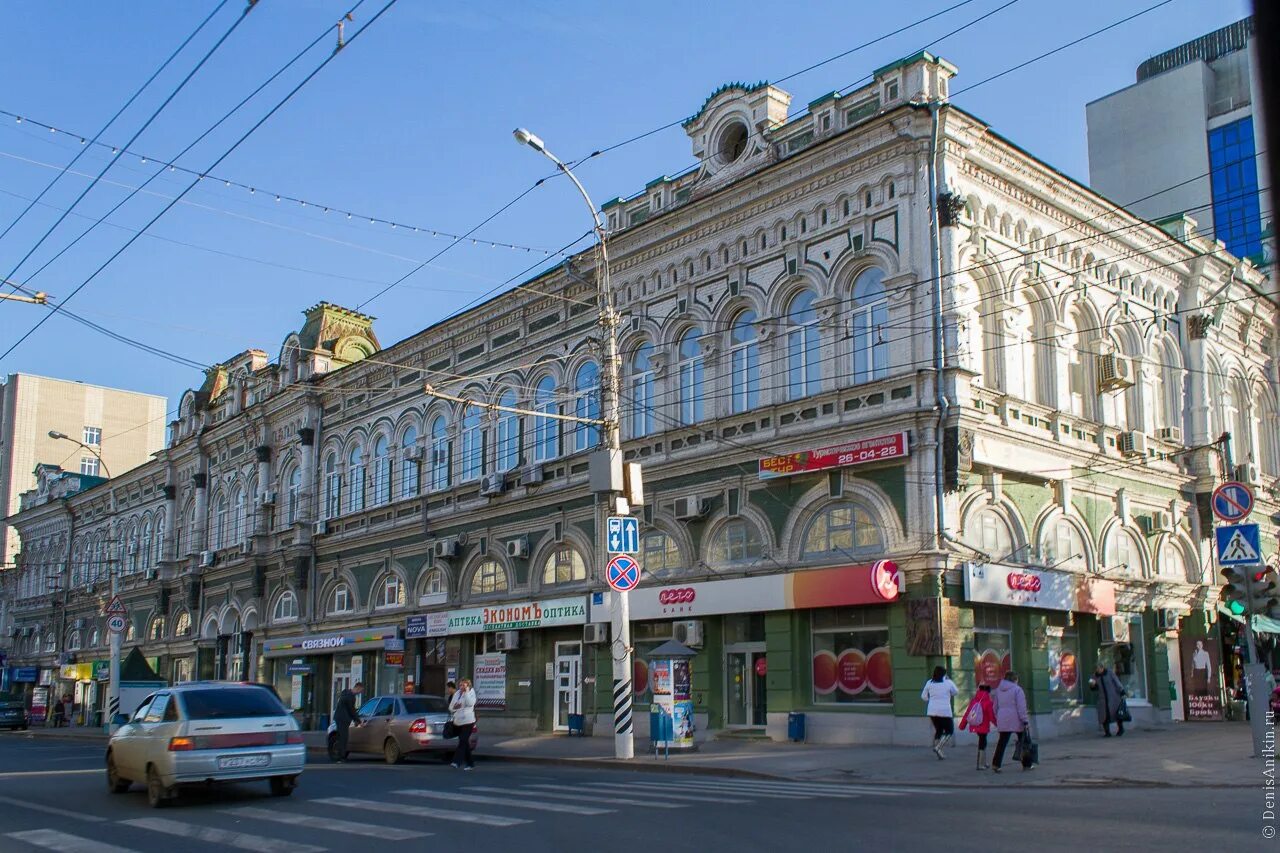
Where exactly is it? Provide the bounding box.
[1207,116,1262,259]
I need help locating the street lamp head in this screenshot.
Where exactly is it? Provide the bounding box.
[48,430,68,440]
[512,127,545,153]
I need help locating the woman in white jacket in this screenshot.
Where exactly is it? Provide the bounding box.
[921,666,959,759]
[449,678,477,770]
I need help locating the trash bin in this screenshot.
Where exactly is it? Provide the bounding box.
[787,711,806,742]
[567,713,585,736]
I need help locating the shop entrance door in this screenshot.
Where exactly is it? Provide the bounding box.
[726,643,767,727]
[554,641,582,732]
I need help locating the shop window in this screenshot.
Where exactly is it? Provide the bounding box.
[173,611,191,638]
[801,502,883,560]
[709,519,763,565]
[811,607,892,704]
[1047,616,1081,705]
[374,576,406,610]
[472,560,509,595]
[272,591,299,623]
[328,584,352,615]
[972,605,1013,688]
[641,531,685,578]
[1099,613,1147,701]
[172,658,192,683]
[148,616,166,641]
[542,546,587,586]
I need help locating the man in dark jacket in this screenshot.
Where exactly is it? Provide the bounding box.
[333,681,364,762]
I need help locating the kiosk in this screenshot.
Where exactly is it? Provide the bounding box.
[648,639,698,753]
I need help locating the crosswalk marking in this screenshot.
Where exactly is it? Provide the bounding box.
[394,788,614,816]
[315,795,529,827]
[0,795,108,822]
[467,785,688,809]
[7,829,137,853]
[648,777,900,798]
[568,781,756,804]
[223,806,428,840]
[118,818,325,853]
[588,779,812,800]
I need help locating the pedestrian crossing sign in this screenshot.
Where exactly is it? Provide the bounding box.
[1215,523,1262,566]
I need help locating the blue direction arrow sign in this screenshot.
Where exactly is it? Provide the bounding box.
[1211,481,1254,522]
[1216,523,1262,566]
[607,516,640,555]
[606,554,641,592]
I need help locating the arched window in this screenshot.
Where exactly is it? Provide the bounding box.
[422,568,447,596]
[372,436,391,505]
[709,519,764,565]
[233,484,246,541]
[140,519,153,570]
[1231,375,1252,463]
[401,426,420,498]
[802,502,884,559]
[786,290,820,399]
[966,508,1014,558]
[1159,541,1189,581]
[641,532,684,579]
[123,622,135,644]
[44,632,56,653]
[324,453,341,518]
[286,466,302,525]
[631,345,655,438]
[67,630,81,651]
[542,546,587,585]
[677,328,705,424]
[850,268,888,382]
[1067,307,1098,420]
[125,524,139,573]
[460,405,484,482]
[328,583,352,615]
[89,627,100,648]
[534,376,559,462]
[213,494,228,550]
[472,560,509,595]
[272,590,299,623]
[574,362,600,451]
[729,311,760,413]
[347,443,366,513]
[1041,518,1087,571]
[154,513,165,566]
[1105,527,1143,577]
[173,611,192,638]
[148,615,166,641]
[497,391,521,472]
[374,575,406,609]
[429,416,451,491]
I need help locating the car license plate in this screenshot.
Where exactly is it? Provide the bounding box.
[218,754,270,769]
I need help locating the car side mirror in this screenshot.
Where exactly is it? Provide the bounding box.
[111,713,128,726]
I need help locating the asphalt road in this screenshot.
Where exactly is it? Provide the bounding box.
[0,734,1264,852]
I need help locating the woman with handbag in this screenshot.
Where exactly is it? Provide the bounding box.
[920,666,959,760]
[1089,664,1127,737]
[449,678,477,770]
[958,683,995,770]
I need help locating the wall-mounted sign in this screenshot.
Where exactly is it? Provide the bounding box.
[431,597,588,636]
[262,625,399,658]
[758,431,908,479]
[964,563,1116,617]
[474,653,507,710]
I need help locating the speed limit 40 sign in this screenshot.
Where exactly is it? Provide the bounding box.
[107,614,126,634]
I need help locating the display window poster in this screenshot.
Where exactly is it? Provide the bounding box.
[1179,632,1223,721]
[672,660,691,701]
[474,653,507,711]
[652,660,672,696]
[973,632,1012,688]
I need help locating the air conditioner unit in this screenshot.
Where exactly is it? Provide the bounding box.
[673,620,705,648]
[493,630,520,651]
[198,551,215,568]
[480,472,505,497]
[584,623,609,644]
[1155,609,1180,632]
[1156,426,1183,443]
[521,463,545,485]
[433,537,459,559]
[1096,353,1134,391]
[1100,615,1130,645]
[1139,511,1171,536]
[1118,430,1148,458]
[505,537,529,559]
[239,540,254,556]
[1234,462,1261,486]
[673,495,708,521]
[403,446,424,461]
[312,520,328,536]
[258,492,277,506]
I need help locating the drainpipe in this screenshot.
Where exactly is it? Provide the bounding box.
[927,101,950,554]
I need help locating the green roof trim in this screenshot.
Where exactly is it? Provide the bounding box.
[682,80,769,129]
[872,50,957,78]
[644,175,671,189]
[600,197,624,210]
[807,91,839,109]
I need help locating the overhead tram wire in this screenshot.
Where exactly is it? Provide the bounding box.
[0,0,253,303]
[0,1,232,252]
[0,0,404,366]
[8,0,378,308]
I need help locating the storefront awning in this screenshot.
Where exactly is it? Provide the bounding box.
[1217,604,1280,636]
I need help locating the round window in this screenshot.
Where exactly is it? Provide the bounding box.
[718,122,749,163]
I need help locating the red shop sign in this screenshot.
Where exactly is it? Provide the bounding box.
[758,431,908,479]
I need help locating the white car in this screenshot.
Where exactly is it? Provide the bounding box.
[105,682,305,808]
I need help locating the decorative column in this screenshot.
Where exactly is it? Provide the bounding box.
[191,469,208,555]
[697,332,723,420]
[298,428,316,524]
[1043,320,1074,414]
[254,446,272,534]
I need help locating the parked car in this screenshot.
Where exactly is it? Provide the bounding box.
[0,695,28,730]
[326,693,479,764]
[105,682,305,808]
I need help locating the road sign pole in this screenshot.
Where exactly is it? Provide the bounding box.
[107,569,121,734]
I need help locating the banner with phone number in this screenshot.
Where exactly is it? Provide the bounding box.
[758,432,908,479]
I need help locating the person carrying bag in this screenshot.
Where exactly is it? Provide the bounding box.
[958,683,995,770]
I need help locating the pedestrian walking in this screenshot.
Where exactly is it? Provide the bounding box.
[449,678,477,770]
[920,665,958,759]
[332,681,364,763]
[1088,664,1127,737]
[989,671,1029,774]
[959,683,995,770]
[51,696,65,728]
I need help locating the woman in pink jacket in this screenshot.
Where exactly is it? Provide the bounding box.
[958,683,995,770]
[989,671,1030,774]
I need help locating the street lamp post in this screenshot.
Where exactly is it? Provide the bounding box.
[513,128,633,760]
[47,431,111,479]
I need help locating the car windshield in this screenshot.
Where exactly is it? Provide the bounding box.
[401,696,448,714]
[180,687,287,720]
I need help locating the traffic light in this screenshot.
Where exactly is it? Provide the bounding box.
[1220,566,1280,619]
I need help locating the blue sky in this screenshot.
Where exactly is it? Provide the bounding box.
[0,0,1251,412]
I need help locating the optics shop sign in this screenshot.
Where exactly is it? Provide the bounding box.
[963,563,1116,616]
[262,625,400,658]
[429,597,588,636]
[758,431,908,479]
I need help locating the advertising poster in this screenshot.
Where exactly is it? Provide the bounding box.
[652,660,672,696]
[474,652,507,711]
[1179,633,1223,721]
[672,699,695,748]
[290,674,304,711]
[30,686,48,723]
[672,660,691,701]
[1047,640,1080,702]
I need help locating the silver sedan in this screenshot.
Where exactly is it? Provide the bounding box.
[327,694,479,764]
